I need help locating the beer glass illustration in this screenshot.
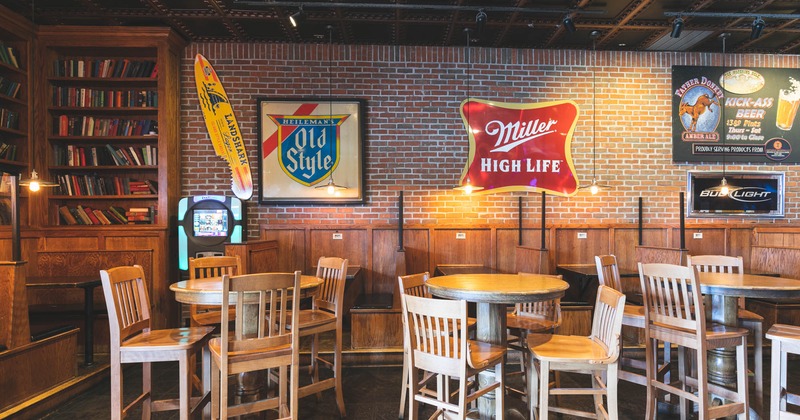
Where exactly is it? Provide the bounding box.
[776,79,800,130]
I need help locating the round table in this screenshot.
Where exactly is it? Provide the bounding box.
[170,274,323,305]
[426,273,569,419]
[697,272,800,388]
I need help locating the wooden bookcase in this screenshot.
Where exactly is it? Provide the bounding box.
[0,7,32,227]
[35,26,185,228]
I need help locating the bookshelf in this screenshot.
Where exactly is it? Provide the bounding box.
[37,26,185,227]
[0,7,32,227]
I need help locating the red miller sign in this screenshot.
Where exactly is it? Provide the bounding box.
[459,99,580,196]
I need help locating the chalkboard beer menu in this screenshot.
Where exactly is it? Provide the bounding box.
[672,66,800,163]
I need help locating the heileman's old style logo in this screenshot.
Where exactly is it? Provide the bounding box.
[267,114,348,186]
[459,99,580,196]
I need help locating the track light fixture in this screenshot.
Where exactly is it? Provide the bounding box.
[475,9,487,35]
[670,16,683,38]
[289,6,304,27]
[751,16,765,39]
[562,15,576,33]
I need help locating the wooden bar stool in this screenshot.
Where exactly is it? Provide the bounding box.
[766,324,800,419]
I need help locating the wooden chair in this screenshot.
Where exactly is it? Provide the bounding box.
[100,265,213,420]
[687,254,764,413]
[188,255,242,327]
[596,254,650,386]
[526,285,626,420]
[766,324,800,419]
[295,256,348,417]
[209,271,301,419]
[401,293,506,419]
[639,263,749,419]
[506,273,562,401]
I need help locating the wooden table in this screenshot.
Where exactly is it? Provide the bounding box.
[26,275,102,366]
[697,271,800,388]
[426,273,569,419]
[434,264,499,277]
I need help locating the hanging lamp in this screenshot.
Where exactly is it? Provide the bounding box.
[315,25,347,195]
[579,31,610,195]
[719,33,730,196]
[454,27,483,195]
[18,169,58,192]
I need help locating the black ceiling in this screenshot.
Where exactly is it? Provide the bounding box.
[3,0,800,54]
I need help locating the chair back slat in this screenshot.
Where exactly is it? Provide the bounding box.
[100,265,152,346]
[590,285,627,361]
[514,272,562,325]
[639,263,705,333]
[314,257,348,315]
[399,272,431,298]
[595,255,623,291]
[189,255,242,279]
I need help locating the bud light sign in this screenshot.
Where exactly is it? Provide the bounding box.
[687,171,784,217]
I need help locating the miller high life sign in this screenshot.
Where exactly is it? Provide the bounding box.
[459,99,580,196]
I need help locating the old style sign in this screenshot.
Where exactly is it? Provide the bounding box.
[458,99,580,196]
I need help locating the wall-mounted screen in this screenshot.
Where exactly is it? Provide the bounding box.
[687,171,784,218]
[193,209,229,237]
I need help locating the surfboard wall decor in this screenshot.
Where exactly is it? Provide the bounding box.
[194,54,254,200]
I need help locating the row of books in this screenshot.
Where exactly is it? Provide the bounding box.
[56,174,158,196]
[55,116,157,137]
[52,87,158,108]
[0,76,21,99]
[53,59,157,79]
[58,204,155,225]
[0,42,20,69]
[1,107,19,130]
[0,142,18,160]
[53,144,158,167]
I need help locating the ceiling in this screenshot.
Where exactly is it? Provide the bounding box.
[3,0,800,54]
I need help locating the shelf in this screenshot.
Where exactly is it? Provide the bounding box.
[49,106,158,113]
[49,194,157,200]
[48,135,158,143]
[0,158,26,170]
[48,77,157,85]
[50,165,157,171]
[0,125,25,136]
[0,61,23,75]
[0,94,25,106]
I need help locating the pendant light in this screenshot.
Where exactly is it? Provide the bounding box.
[719,33,730,196]
[579,31,610,195]
[315,25,347,195]
[454,27,483,195]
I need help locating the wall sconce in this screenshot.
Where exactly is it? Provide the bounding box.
[289,6,305,27]
[670,17,684,38]
[751,17,765,39]
[562,15,576,33]
[475,9,487,35]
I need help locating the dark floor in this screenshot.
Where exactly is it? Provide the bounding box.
[38,350,786,420]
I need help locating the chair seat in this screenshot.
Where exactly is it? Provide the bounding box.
[649,322,748,348]
[738,308,764,322]
[507,313,558,332]
[622,304,645,328]
[289,309,337,329]
[766,323,800,341]
[191,307,236,326]
[467,340,506,370]
[121,327,214,351]
[527,333,613,363]
[208,338,292,364]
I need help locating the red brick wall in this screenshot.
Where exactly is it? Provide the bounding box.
[181,43,800,236]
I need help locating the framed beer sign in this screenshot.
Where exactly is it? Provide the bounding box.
[687,171,784,218]
[672,66,800,164]
[258,98,365,204]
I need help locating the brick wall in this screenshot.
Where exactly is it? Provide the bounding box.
[180,43,800,237]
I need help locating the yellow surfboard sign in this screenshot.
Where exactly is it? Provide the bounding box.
[194,54,253,200]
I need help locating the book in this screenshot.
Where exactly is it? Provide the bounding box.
[82,206,102,224]
[74,205,92,224]
[102,209,123,224]
[58,205,78,225]
[69,207,86,224]
[144,179,158,194]
[108,206,128,223]
[93,209,111,224]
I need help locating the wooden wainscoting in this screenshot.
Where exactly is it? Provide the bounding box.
[224,239,278,274]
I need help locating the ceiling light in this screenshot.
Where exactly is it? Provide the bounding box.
[751,17,765,39]
[455,28,483,195]
[670,17,684,38]
[314,25,347,195]
[562,15,576,33]
[719,33,730,195]
[289,6,304,28]
[18,169,58,192]
[579,30,610,195]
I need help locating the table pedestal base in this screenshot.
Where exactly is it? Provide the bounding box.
[476,302,506,420]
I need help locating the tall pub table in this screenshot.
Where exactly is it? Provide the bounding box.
[170,274,323,396]
[696,271,800,419]
[426,273,569,419]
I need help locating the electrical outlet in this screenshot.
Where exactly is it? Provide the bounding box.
[332,233,343,240]
[577,232,587,239]
[456,232,466,239]
[693,232,703,239]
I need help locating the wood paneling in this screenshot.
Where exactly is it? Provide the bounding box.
[729,228,754,268]
[402,229,430,279]
[613,228,667,270]
[432,228,491,267]
[554,228,609,265]
[350,309,402,349]
[0,329,78,412]
[559,305,592,336]
[309,229,367,270]
[751,245,800,280]
[263,229,306,272]
[0,261,30,349]
[515,247,549,275]
[224,240,279,274]
[371,229,400,296]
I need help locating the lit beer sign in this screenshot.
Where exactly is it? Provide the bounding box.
[458,99,580,196]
